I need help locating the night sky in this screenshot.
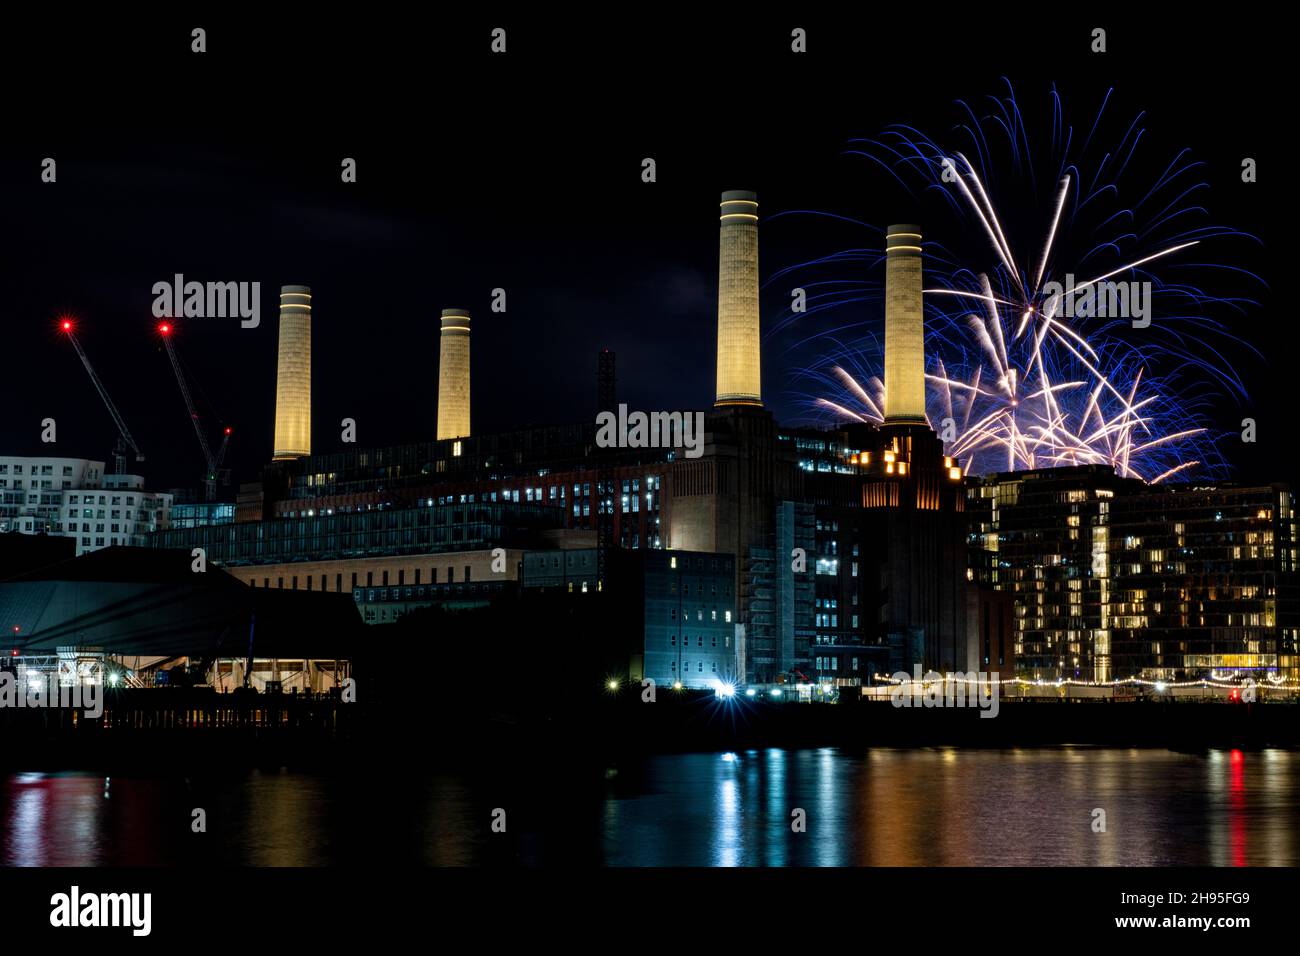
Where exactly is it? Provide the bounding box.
[1,14,1284,491]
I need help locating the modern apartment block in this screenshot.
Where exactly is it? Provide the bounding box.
[968,465,1300,681]
[0,456,172,555]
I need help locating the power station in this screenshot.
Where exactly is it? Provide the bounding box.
[272,285,312,460]
[156,193,974,687]
[15,187,1292,692]
[437,308,472,441]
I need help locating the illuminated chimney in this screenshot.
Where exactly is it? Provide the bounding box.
[272,285,312,460]
[884,225,927,424]
[714,190,762,407]
[437,308,471,440]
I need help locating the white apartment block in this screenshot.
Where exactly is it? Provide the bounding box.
[0,456,173,555]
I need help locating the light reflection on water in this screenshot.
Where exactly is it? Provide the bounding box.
[2,749,1296,866]
[597,748,1299,866]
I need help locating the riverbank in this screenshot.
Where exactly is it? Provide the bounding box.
[1,687,1296,771]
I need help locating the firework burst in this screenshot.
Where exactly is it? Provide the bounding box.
[770,82,1263,481]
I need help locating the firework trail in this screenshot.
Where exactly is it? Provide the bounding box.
[769,82,1263,481]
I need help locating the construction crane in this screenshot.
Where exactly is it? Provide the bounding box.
[157,321,232,501]
[59,317,144,475]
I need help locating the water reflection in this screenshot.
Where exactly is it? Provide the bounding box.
[599,748,1299,866]
[3,749,1297,866]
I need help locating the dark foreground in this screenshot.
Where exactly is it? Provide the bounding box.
[0,687,1296,772]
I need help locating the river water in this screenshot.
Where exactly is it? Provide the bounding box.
[3,748,1295,866]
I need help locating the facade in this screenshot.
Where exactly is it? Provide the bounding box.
[272,285,312,460]
[169,501,236,528]
[0,456,172,555]
[437,308,472,440]
[968,466,1300,681]
[149,501,563,567]
[633,549,737,690]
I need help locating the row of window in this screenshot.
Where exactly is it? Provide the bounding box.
[814,656,861,671]
[669,661,718,673]
[669,634,722,647]
[250,565,477,591]
[668,607,731,622]
[0,464,76,476]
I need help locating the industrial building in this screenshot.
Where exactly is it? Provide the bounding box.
[143,197,974,691]
[70,185,1285,690]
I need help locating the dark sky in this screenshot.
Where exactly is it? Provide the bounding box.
[1,13,1285,490]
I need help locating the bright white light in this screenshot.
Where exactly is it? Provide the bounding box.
[745,688,757,697]
[715,681,736,698]
[1155,681,1167,692]
[770,689,783,697]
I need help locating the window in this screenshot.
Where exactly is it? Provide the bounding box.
[464,565,471,582]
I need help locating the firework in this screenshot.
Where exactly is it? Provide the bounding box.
[772,83,1262,481]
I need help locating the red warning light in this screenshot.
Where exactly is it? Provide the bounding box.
[60,319,73,332]
[158,322,172,335]
[224,427,232,435]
